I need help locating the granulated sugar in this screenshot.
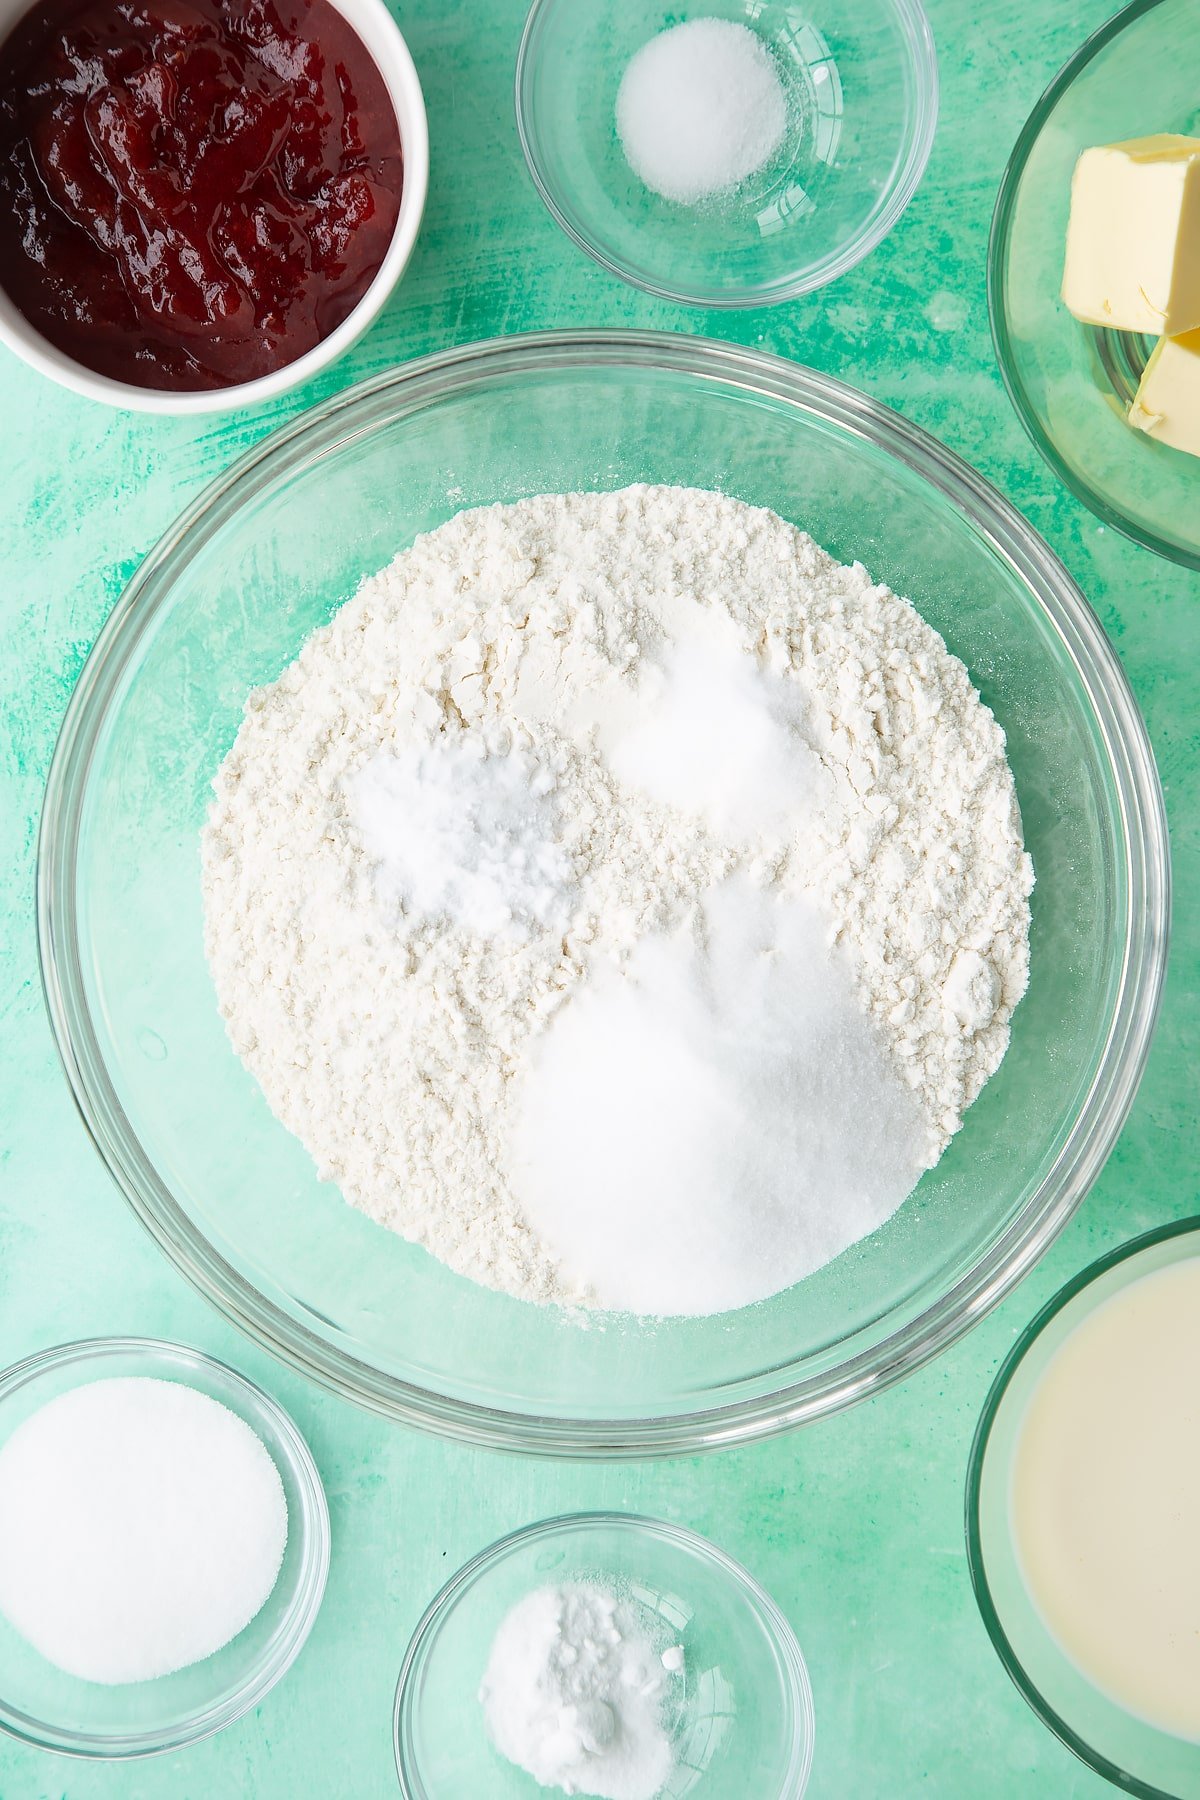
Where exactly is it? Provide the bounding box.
[0,1378,287,1684]
[480,1581,681,1800]
[202,485,1033,1316]
[616,20,788,205]
[510,877,933,1317]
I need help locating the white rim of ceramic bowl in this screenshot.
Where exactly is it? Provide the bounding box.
[392,1512,816,1798]
[514,0,939,308]
[0,0,429,415]
[0,1336,330,1760]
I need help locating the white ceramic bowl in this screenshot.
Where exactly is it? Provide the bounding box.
[0,0,428,415]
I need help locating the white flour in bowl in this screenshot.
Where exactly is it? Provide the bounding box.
[201,485,1033,1316]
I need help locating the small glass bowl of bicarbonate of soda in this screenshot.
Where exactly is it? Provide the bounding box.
[394,1512,814,1798]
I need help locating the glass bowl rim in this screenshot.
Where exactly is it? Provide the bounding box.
[513,0,940,309]
[964,1214,1200,1798]
[392,1509,816,1798]
[0,1334,330,1761]
[986,0,1199,570]
[36,327,1170,1458]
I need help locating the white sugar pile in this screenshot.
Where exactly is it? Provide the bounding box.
[616,19,788,205]
[0,1377,288,1684]
[511,877,933,1317]
[480,1581,681,1800]
[350,735,574,939]
[607,624,829,841]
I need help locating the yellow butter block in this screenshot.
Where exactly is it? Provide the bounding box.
[1062,134,1200,335]
[1129,328,1200,458]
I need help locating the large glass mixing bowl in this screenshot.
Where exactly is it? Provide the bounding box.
[38,332,1168,1457]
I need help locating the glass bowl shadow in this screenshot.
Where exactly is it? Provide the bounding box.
[515,0,938,307]
[393,1513,814,1797]
[989,0,1200,567]
[967,1219,1200,1797]
[0,1338,329,1759]
[38,330,1168,1457]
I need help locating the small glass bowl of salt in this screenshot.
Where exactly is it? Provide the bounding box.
[394,1512,814,1797]
[516,0,938,308]
[0,1337,329,1758]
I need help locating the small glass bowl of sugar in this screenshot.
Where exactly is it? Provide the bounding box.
[516,0,938,308]
[394,1512,814,1797]
[0,1337,329,1758]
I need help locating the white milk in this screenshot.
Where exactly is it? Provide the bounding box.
[1012,1256,1200,1739]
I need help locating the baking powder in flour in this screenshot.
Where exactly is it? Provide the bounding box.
[201,485,1033,1313]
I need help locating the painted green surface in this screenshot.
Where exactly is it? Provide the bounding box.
[0,0,1196,1794]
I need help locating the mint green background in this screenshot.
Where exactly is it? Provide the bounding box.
[0,1,1195,1795]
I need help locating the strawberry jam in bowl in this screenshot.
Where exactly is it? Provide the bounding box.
[0,0,426,410]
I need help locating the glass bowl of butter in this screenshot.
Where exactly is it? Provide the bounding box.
[990,0,1200,568]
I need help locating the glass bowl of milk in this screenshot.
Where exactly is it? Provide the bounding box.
[968,1217,1200,1797]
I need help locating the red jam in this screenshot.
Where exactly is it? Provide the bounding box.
[0,0,403,390]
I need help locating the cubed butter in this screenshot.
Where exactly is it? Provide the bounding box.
[1062,135,1200,335]
[1128,328,1200,458]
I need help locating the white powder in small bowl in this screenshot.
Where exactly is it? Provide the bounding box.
[480,1581,682,1800]
[0,1377,288,1685]
[616,19,789,205]
[349,734,575,940]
